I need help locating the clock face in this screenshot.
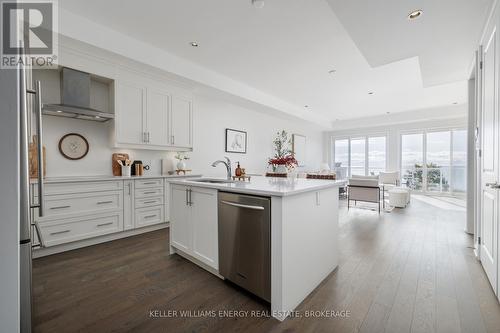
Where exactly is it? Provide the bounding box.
[58,133,89,160]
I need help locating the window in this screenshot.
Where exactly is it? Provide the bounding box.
[350,138,366,176]
[334,139,349,170]
[368,136,386,175]
[426,131,451,192]
[332,135,387,177]
[452,129,467,193]
[400,129,467,193]
[401,133,424,190]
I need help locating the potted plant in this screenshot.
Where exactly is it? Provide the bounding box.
[174,153,190,170]
[268,130,298,173]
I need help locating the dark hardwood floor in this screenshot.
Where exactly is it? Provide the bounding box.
[33,197,500,333]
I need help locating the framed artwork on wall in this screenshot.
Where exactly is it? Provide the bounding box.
[225,128,247,154]
[292,134,306,166]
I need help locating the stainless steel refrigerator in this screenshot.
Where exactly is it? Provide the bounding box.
[19,63,45,333]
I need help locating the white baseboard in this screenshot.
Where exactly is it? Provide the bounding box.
[33,223,169,258]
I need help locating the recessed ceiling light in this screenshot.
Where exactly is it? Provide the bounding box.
[408,9,423,20]
[252,0,265,9]
[56,110,62,113]
[328,69,337,74]
[95,116,101,119]
[190,41,199,47]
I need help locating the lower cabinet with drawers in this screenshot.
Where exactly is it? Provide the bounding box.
[36,177,171,251]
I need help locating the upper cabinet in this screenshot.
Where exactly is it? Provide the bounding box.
[170,96,193,149]
[114,76,193,150]
[115,81,146,145]
[147,88,170,146]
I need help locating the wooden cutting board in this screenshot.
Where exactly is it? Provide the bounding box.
[112,153,129,176]
[29,136,46,179]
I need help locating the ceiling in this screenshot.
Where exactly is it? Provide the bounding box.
[59,0,493,124]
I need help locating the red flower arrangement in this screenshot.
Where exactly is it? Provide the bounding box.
[268,155,298,167]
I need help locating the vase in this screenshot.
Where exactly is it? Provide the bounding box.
[275,165,288,173]
[177,160,186,170]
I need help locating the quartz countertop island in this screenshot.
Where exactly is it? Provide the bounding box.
[167,176,345,196]
[167,176,343,321]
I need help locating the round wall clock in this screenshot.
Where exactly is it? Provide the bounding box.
[58,133,89,160]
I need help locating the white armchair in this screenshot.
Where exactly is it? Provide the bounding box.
[379,171,400,208]
[348,175,381,213]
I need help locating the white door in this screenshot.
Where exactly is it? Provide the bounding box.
[170,185,191,252]
[480,27,499,295]
[147,89,170,146]
[190,187,218,269]
[170,96,193,148]
[115,81,146,145]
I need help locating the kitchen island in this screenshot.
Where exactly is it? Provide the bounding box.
[167,176,345,321]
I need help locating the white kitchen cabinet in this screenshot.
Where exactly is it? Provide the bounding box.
[123,180,134,230]
[169,184,218,270]
[190,187,218,269]
[170,184,191,253]
[135,206,164,228]
[133,178,165,228]
[115,81,146,145]
[114,78,193,150]
[170,96,193,148]
[147,88,170,146]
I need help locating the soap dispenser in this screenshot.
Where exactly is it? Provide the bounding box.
[235,161,242,177]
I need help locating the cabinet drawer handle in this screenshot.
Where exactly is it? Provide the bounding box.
[50,205,70,210]
[97,222,113,227]
[143,191,157,194]
[144,214,157,219]
[143,200,157,204]
[97,200,113,205]
[50,230,70,235]
[142,182,157,185]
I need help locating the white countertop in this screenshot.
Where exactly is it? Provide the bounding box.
[34,174,202,184]
[167,176,346,197]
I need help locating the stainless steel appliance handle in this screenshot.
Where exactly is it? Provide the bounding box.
[185,188,189,206]
[19,64,31,243]
[221,200,265,211]
[189,188,193,206]
[34,80,44,216]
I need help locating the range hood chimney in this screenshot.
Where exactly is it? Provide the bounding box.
[42,68,114,122]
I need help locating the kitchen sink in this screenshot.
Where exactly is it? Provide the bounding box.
[191,178,235,184]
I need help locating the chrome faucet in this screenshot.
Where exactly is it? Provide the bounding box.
[211,157,232,180]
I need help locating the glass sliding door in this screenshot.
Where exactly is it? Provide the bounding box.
[332,135,387,178]
[368,136,386,175]
[401,133,424,190]
[350,138,366,176]
[400,129,467,194]
[451,129,467,193]
[334,139,349,179]
[426,131,451,192]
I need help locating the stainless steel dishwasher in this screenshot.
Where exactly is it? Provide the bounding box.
[218,192,271,302]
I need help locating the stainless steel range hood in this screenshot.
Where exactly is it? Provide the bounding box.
[42,68,114,122]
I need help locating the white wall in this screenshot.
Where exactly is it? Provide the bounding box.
[324,116,467,173]
[190,94,324,178]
